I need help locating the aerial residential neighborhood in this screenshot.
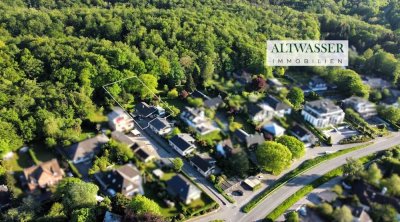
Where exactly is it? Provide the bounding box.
[1,1,400,222]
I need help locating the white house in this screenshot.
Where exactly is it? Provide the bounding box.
[247,103,274,123]
[148,117,172,135]
[169,134,196,156]
[342,96,377,119]
[180,107,220,135]
[262,95,291,117]
[107,107,134,132]
[301,99,345,128]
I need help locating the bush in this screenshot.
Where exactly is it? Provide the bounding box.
[167,88,179,98]
[242,143,370,213]
[68,161,82,178]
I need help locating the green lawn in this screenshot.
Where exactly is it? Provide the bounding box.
[4,151,34,171]
[87,111,107,123]
[163,98,187,111]
[143,184,180,217]
[286,71,313,85]
[199,130,222,142]
[161,172,176,182]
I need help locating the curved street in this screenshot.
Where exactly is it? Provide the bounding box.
[191,132,400,222]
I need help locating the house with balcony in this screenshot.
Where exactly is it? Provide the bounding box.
[301,99,345,128]
[342,96,377,119]
[108,107,134,132]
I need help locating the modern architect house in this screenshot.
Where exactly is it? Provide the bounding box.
[169,134,196,156]
[301,99,345,128]
[23,159,64,191]
[342,96,377,119]
[107,107,134,132]
[94,164,144,197]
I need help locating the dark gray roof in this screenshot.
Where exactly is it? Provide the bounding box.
[204,97,223,109]
[111,131,134,147]
[263,95,290,111]
[169,134,194,151]
[247,103,263,116]
[306,99,342,114]
[94,164,140,196]
[135,148,150,160]
[149,118,170,131]
[310,76,326,85]
[0,185,10,208]
[166,175,201,202]
[191,90,209,100]
[190,154,215,172]
[290,124,309,138]
[135,102,157,117]
[64,134,109,161]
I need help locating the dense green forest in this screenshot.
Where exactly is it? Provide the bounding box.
[0,0,399,157]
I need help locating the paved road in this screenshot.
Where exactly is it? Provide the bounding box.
[276,176,342,221]
[192,132,400,222]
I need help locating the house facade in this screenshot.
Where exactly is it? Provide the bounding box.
[342,96,377,119]
[107,107,134,132]
[302,99,345,128]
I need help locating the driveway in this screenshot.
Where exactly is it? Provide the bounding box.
[323,125,359,144]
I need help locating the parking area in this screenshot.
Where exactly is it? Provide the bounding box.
[323,125,360,145]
